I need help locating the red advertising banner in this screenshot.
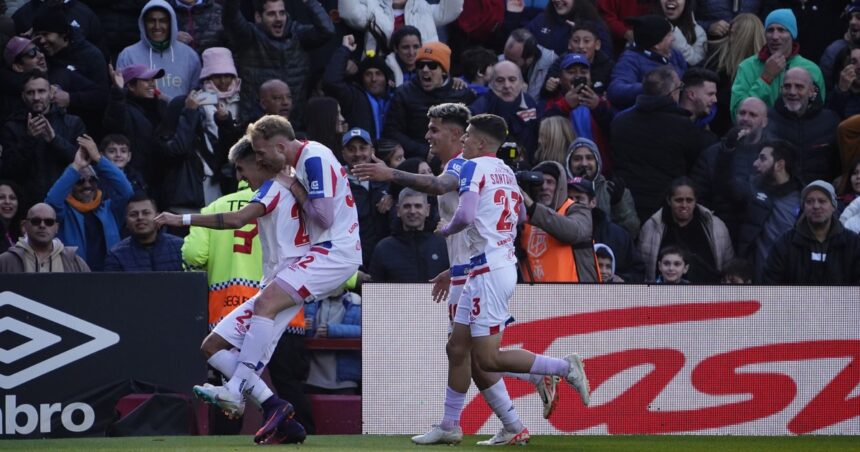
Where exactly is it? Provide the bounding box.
[362,284,860,435]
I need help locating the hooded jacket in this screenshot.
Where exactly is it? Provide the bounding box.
[766,97,840,184]
[592,207,645,283]
[763,214,860,284]
[520,161,599,282]
[0,238,90,273]
[730,44,825,119]
[117,0,202,100]
[564,137,639,237]
[221,0,333,127]
[593,242,624,282]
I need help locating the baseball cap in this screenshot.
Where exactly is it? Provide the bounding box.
[342,127,372,147]
[561,53,590,69]
[4,37,34,68]
[845,1,860,16]
[567,176,595,197]
[120,64,165,85]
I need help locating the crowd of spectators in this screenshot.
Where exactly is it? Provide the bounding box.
[1,0,859,289]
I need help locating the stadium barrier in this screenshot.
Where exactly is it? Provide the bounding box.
[362,283,860,436]
[0,273,208,439]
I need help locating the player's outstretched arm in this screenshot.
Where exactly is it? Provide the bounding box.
[155,203,266,230]
[353,156,458,195]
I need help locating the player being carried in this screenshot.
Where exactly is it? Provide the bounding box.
[353,107,582,446]
[156,116,361,444]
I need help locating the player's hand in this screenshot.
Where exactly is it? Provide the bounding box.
[430,269,451,303]
[352,155,394,182]
[376,193,393,213]
[154,212,182,227]
[316,323,328,338]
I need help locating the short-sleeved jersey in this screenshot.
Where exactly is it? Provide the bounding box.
[438,153,471,270]
[458,156,522,271]
[250,179,309,286]
[293,141,362,264]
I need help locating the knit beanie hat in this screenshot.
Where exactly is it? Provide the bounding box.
[416,42,451,74]
[358,54,393,83]
[764,8,798,39]
[628,15,672,50]
[801,180,837,208]
[199,47,238,80]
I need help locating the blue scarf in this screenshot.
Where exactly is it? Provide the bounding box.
[365,91,390,140]
[569,105,593,140]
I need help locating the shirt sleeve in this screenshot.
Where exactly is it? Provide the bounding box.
[250,180,280,216]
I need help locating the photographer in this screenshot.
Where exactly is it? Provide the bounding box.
[518,161,599,283]
[542,54,615,172]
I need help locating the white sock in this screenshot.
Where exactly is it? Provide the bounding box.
[207,348,273,404]
[504,372,542,385]
[481,379,523,433]
[226,316,274,395]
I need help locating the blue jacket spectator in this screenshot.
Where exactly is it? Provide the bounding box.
[46,148,134,271]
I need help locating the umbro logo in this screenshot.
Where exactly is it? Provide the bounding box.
[0,292,119,389]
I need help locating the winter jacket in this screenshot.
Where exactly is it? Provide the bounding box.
[611,94,717,222]
[608,46,688,110]
[526,12,612,59]
[694,0,762,33]
[79,0,149,60]
[369,219,448,282]
[304,291,361,384]
[117,0,202,100]
[670,24,707,66]
[766,98,840,184]
[382,77,475,159]
[338,0,463,52]
[172,0,224,53]
[826,87,860,120]
[44,30,109,89]
[522,161,599,282]
[103,231,184,271]
[592,207,645,283]
[102,85,169,186]
[222,0,333,127]
[322,46,392,140]
[0,238,90,273]
[521,44,558,101]
[763,214,860,284]
[45,157,134,266]
[840,196,860,233]
[470,90,540,162]
[638,205,734,281]
[563,141,639,237]
[730,44,825,119]
[13,0,105,54]
[0,106,86,204]
[820,38,849,91]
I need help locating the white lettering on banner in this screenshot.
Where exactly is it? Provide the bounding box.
[0,292,120,389]
[0,396,94,434]
[362,285,860,436]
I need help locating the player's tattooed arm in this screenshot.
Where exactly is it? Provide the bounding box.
[390,171,458,196]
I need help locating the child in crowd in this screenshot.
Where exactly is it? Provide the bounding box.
[304,284,362,395]
[654,245,690,284]
[720,258,754,284]
[100,134,148,197]
[377,138,405,169]
[594,243,624,283]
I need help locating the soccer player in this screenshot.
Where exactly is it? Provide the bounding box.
[353,105,558,445]
[413,114,591,445]
[156,137,309,444]
[203,115,359,442]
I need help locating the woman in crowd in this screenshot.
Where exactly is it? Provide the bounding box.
[660,0,707,66]
[639,176,734,283]
[377,138,406,169]
[705,13,765,135]
[535,115,575,166]
[385,26,423,87]
[305,97,349,158]
[0,180,23,254]
[838,158,860,232]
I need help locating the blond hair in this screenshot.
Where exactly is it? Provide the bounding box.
[535,116,574,166]
[706,13,765,81]
[246,114,296,142]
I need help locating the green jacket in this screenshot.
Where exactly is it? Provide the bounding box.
[730,46,825,119]
[182,186,263,330]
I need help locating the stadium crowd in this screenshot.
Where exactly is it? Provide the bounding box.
[1,0,860,428]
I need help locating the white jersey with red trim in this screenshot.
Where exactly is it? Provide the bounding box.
[458,155,522,271]
[250,179,310,285]
[438,153,471,271]
[293,141,361,264]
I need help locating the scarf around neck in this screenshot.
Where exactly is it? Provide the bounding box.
[67,190,103,213]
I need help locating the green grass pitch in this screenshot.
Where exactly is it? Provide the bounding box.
[1,435,858,451]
